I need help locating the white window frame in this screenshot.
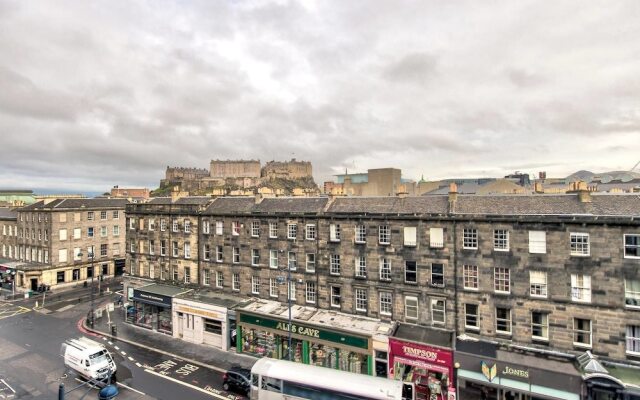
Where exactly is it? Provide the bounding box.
[355,256,366,278]
[380,258,391,281]
[378,225,390,245]
[493,229,509,251]
[251,249,260,266]
[59,229,67,241]
[463,265,478,290]
[355,288,367,312]
[355,224,366,244]
[330,254,340,275]
[404,261,417,284]
[330,286,341,308]
[215,221,223,235]
[464,304,479,330]
[288,251,297,271]
[330,224,341,242]
[494,267,510,294]
[403,227,417,247]
[232,273,240,291]
[203,244,210,260]
[305,224,316,240]
[160,219,167,231]
[269,278,278,298]
[530,271,548,298]
[305,282,316,304]
[531,312,549,341]
[149,219,155,231]
[573,318,592,348]
[624,234,640,259]
[251,276,260,295]
[306,253,316,273]
[529,231,547,254]
[379,292,392,316]
[463,228,478,249]
[496,307,512,335]
[184,243,191,259]
[431,263,444,287]
[405,296,419,321]
[184,220,191,233]
[232,247,240,264]
[202,220,210,234]
[429,227,444,248]
[269,250,278,269]
[625,278,640,309]
[216,245,223,262]
[232,221,241,236]
[626,325,640,355]
[287,223,297,240]
[203,269,211,286]
[269,222,278,238]
[431,298,446,325]
[571,274,592,303]
[73,228,81,240]
[172,219,179,233]
[251,221,260,238]
[570,232,590,256]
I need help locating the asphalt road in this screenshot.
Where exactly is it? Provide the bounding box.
[0,290,247,400]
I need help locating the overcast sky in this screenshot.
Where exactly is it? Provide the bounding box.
[1,1,639,193]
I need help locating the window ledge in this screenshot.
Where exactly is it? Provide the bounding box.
[573,343,592,349]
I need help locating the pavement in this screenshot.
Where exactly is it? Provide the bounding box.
[84,305,257,374]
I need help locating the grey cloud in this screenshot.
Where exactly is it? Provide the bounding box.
[382,52,439,86]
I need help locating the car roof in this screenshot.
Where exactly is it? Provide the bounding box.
[229,366,250,375]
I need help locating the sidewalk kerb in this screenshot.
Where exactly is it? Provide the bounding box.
[82,320,255,373]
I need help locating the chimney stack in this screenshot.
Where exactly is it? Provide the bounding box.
[577,181,592,203]
[534,182,544,193]
[448,182,458,213]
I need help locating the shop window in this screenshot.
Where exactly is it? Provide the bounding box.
[573,318,592,348]
[204,319,222,335]
[465,304,479,330]
[405,296,418,321]
[431,264,444,287]
[242,328,278,359]
[330,286,341,308]
[57,271,65,283]
[355,224,366,243]
[72,269,80,281]
[87,266,94,278]
[405,261,417,283]
[101,264,108,276]
[532,312,549,341]
[496,307,511,335]
[330,224,341,242]
[310,343,339,370]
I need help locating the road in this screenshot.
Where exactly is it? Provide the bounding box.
[0,290,247,400]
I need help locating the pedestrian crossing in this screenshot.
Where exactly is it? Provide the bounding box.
[0,303,31,320]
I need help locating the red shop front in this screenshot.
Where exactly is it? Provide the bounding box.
[389,338,456,400]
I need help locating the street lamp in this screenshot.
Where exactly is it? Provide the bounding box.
[79,250,95,328]
[10,270,16,299]
[276,264,293,361]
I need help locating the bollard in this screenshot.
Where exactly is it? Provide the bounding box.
[58,383,64,400]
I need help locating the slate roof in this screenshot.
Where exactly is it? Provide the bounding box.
[20,198,128,210]
[253,197,328,214]
[0,207,18,220]
[173,196,212,206]
[147,197,173,205]
[203,197,256,215]
[327,196,449,215]
[454,194,640,216]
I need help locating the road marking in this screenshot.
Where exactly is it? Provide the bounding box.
[108,341,113,345]
[114,346,119,350]
[128,356,134,361]
[120,351,126,356]
[135,363,142,368]
[144,369,228,399]
[57,304,75,312]
[116,382,145,395]
[0,379,16,393]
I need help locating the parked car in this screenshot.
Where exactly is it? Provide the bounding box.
[222,366,251,396]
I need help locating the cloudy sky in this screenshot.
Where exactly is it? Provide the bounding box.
[1,0,639,192]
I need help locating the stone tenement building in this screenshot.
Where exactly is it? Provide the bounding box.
[125,189,640,398]
[0,198,128,290]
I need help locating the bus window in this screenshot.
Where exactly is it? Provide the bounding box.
[402,383,414,400]
[261,376,282,393]
[251,373,259,387]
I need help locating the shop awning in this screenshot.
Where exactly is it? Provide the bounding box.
[132,284,191,307]
[391,323,454,349]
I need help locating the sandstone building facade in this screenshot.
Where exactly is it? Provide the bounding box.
[125,190,640,397]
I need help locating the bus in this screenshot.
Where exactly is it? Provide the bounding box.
[250,358,415,400]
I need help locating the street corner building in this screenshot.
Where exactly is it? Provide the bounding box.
[121,189,640,399]
[0,198,128,295]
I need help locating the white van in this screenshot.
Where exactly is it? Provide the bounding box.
[61,337,116,383]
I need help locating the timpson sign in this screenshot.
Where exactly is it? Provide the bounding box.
[389,338,453,366]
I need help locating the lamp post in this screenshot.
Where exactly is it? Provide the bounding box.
[89,251,95,329]
[10,270,16,299]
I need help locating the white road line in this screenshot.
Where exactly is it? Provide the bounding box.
[114,346,119,350]
[128,356,134,361]
[135,363,142,368]
[102,337,107,341]
[116,382,145,396]
[1,379,16,393]
[108,341,113,345]
[144,369,227,399]
[120,351,126,356]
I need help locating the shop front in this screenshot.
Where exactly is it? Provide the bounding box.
[236,302,392,376]
[456,339,583,400]
[172,292,244,351]
[129,284,190,335]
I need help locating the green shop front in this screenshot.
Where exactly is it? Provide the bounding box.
[237,311,376,375]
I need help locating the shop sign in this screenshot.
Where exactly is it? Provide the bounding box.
[133,289,172,306]
[389,338,453,367]
[239,313,368,349]
[176,305,222,320]
[480,360,529,382]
